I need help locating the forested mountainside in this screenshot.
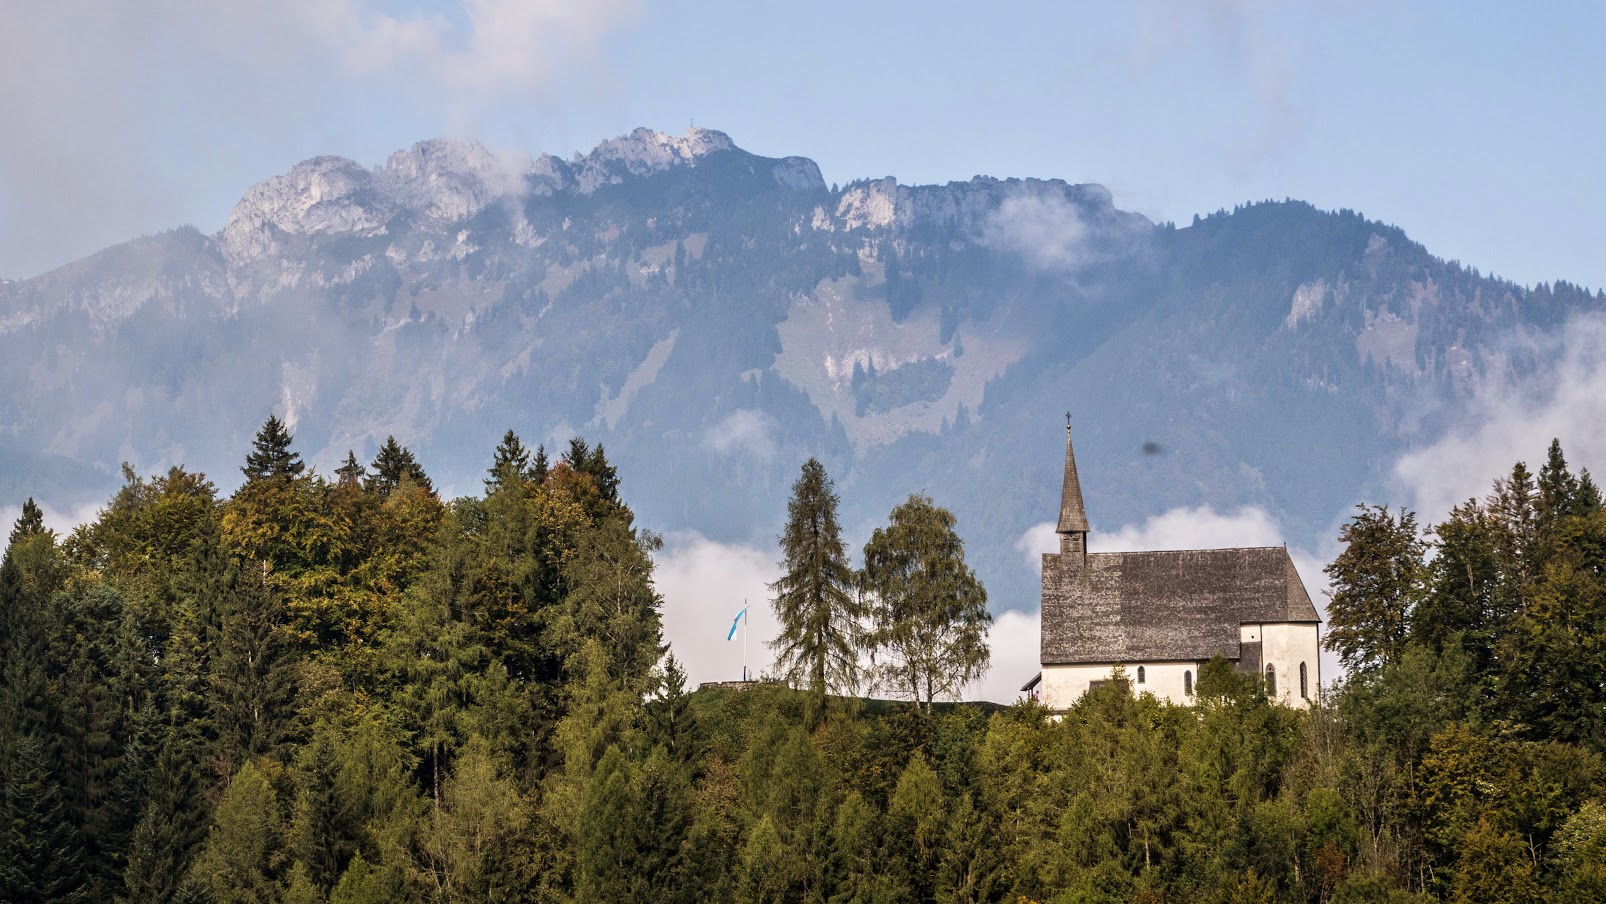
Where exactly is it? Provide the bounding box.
[3,424,1604,902]
[2,126,1602,607]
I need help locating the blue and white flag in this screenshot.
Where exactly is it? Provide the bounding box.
[726,606,749,641]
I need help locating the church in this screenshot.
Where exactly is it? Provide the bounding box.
[1021,420,1321,708]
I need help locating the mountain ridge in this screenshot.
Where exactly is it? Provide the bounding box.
[3,125,1602,610]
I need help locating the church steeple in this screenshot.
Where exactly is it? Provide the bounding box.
[1058,414,1089,561]
[1058,414,1089,534]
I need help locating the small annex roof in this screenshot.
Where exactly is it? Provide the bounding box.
[1040,546,1320,666]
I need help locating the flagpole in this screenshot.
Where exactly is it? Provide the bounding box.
[742,598,748,682]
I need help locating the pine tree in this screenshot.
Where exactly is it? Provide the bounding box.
[241,415,305,482]
[861,493,991,709]
[769,459,864,707]
[486,429,533,493]
[210,568,297,772]
[289,728,354,893]
[367,436,432,498]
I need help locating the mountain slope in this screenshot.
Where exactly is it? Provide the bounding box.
[2,126,1601,608]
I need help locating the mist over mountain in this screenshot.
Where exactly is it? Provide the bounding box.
[3,125,1602,610]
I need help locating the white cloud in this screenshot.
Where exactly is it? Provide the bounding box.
[704,410,778,460]
[972,608,1042,704]
[1094,504,1284,553]
[983,192,1096,272]
[1393,315,1606,525]
[653,532,781,686]
[0,0,641,278]
[1015,504,1284,575]
[0,499,104,539]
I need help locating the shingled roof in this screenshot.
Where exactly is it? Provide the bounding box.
[1040,546,1320,665]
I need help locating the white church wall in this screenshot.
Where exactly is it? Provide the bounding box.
[1259,622,1320,707]
[1039,660,1204,709]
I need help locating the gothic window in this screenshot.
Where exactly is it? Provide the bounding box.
[1183,670,1193,696]
[1136,666,1146,684]
[1300,662,1309,699]
[1265,664,1277,697]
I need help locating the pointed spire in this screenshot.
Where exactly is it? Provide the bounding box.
[1057,414,1089,534]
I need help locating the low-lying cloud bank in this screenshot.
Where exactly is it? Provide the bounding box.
[1394,314,1606,525]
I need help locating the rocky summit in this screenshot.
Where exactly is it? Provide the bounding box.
[1,126,1601,606]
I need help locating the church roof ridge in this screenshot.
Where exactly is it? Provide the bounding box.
[1087,544,1293,556]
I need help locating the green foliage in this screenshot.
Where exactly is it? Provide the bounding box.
[485,429,535,494]
[367,436,432,498]
[769,458,865,707]
[193,759,285,904]
[7,429,1606,903]
[862,493,991,708]
[1324,504,1425,672]
[242,414,305,482]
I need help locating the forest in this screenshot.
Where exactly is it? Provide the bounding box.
[2,419,1604,904]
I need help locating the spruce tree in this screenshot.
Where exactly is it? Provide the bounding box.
[241,415,304,482]
[1538,438,1580,525]
[0,734,88,902]
[486,429,533,493]
[367,436,432,498]
[334,451,366,489]
[646,654,700,764]
[768,458,864,706]
[563,437,619,505]
[8,497,46,547]
[531,444,550,485]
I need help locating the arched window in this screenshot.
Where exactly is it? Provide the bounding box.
[1183,670,1193,696]
[1136,666,1146,684]
[1300,662,1309,699]
[1265,664,1277,697]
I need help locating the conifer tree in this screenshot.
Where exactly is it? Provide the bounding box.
[646,654,700,764]
[289,728,354,893]
[486,429,533,493]
[241,415,305,482]
[334,451,366,489]
[1538,438,1581,525]
[367,436,432,498]
[521,445,544,485]
[122,729,208,904]
[861,493,991,708]
[192,759,283,904]
[769,459,863,705]
[563,437,620,505]
[0,735,88,902]
[8,497,46,547]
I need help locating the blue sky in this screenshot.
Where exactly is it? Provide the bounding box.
[3,0,1602,289]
